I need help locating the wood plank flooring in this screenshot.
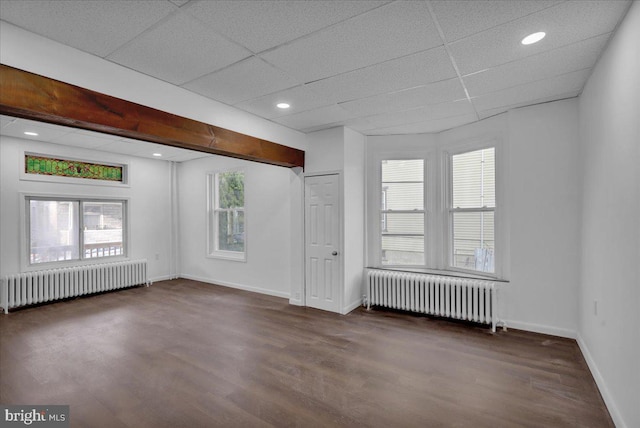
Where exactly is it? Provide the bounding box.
[0,279,613,427]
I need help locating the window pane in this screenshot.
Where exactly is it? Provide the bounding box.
[382,236,424,266]
[452,148,495,208]
[218,171,244,209]
[382,213,424,234]
[381,159,424,266]
[30,200,79,264]
[382,159,423,182]
[452,211,494,273]
[217,210,245,252]
[83,202,124,259]
[382,183,423,210]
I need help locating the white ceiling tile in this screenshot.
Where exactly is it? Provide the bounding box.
[107,11,251,85]
[365,113,478,135]
[169,0,191,6]
[449,0,631,75]
[0,119,71,142]
[0,118,209,162]
[472,69,590,112]
[184,0,388,53]
[95,139,153,155]
[1,115,17,129]
[477,107,511,120]
[130,142,175,156]
[0,0,176,57]
[430,0,561,42]
[305,47,456,104]
[97,139,206,162]
[183,57,300,105]
[273,105,353,131]
[261,1,442,82]
[49,130,121,149]
[164,152,210,162]
[356,100,476,131]
[477,91,583,120]
[339,78,466,117]
[464,33,610,97]
[235,86,334,120]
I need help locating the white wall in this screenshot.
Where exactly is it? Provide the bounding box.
[577,2,640,427]
[503,100,581,337]
[305,127,345,173]
[177,155,295,298]
[365,100,582,338]
[0,136,174,282]
[343,127,365,313]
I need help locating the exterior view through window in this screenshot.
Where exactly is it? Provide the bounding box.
[213,171,245,256]
[29,198,125,265]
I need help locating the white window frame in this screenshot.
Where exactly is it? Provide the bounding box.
[370,150,436,269]
[21,193,129,271]
[443,142,499,278]
[379,158,427,268]
[367,137,507,280]
[206,169,246,262]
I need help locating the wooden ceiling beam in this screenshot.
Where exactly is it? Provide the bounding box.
[0,64,304,169]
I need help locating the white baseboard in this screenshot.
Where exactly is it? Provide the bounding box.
[180,274,290,300]
[342,298,363,315]
[503,319,576,339]
[289,298,303,306]
[577,334,627,428]
[148,274,178,284]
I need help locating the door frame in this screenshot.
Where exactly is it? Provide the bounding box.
[303,171,344,312]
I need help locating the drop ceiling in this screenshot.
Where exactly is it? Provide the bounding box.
[0,0,632,139]
[0,115,210,162]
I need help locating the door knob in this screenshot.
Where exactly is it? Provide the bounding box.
[332,251,338,256]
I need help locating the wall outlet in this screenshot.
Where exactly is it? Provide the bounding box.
[155,253,160,261]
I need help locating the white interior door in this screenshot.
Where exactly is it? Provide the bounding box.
[305,174,341,313]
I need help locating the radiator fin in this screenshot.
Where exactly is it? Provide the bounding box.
[1,260,148,313]
[366,269,498,332]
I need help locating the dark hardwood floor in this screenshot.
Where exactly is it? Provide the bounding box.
[0,279,612,427]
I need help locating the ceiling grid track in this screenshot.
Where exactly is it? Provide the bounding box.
[424,1,480,122]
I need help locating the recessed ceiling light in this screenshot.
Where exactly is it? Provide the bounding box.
[521,32,546,45]
[276,103,290,109]
[152,153,163,157]
[24,131,39,136]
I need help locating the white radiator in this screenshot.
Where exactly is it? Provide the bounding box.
[1,260,149,313]
[366,269,500,332]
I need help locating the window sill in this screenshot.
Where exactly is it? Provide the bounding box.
[367,266,509,283]
[207,251,246,263]
[25,256,130,272]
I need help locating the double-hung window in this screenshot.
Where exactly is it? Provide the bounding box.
[376,144,499,276]
[380,159,424,266]
[208,170,245,261]
[449,147,496,274]
[27,197,126,265]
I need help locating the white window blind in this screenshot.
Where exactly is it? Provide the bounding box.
[450,147,495,273]
[381,159,424,266]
